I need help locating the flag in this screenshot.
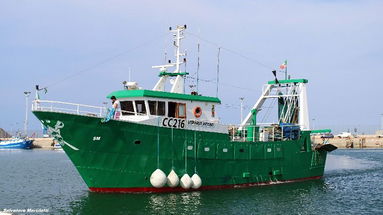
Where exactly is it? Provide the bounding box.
[279,60,287,70]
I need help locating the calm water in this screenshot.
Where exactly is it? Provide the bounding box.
[0,149,382,215]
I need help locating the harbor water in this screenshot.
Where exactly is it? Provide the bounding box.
[0,149,382,214]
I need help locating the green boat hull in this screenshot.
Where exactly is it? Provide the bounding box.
[33,111,328,193]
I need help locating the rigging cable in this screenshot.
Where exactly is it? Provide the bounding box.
[43,33,169,90]
[216,47,221,97]
[186,31,275,71]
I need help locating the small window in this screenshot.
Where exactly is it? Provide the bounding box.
[149,101,165,116]
[148,101,156,115]
[177,103,186,118]
[120,101,134,115]
[135,100,146,115]
[157,101,165,116]
[168,102,177,117]
[168,102,186,118]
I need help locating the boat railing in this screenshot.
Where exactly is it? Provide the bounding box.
[229,124,301,142]
[32,100,106,117]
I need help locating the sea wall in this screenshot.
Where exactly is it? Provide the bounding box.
[312,135,383,149]
[31,138,55,149]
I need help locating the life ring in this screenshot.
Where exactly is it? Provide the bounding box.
[193,106,202,118]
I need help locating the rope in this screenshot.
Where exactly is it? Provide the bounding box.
[157,117,160,169]
[171,127,174,168]
[184,129,188,173]
[194,131,197,174]
[260,98,277,123]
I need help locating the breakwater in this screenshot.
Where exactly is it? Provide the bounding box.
[312,135,383,148]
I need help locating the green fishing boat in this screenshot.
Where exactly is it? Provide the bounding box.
[32,25,336,193]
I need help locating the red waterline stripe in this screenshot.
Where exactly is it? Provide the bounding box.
[89,176,322,193]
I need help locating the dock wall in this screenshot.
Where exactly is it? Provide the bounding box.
[312,135,383,148]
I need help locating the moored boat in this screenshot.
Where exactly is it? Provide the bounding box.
[0,137,33,149]
[32,25,336,193]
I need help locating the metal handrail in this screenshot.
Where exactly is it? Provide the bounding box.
[32,99,106,117]
[229,124,301,142]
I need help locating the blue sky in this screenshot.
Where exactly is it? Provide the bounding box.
[0,0,382,134]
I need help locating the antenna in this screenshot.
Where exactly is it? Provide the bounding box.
[197,43,200,93]
[240,97,244,123]
[128,67,131,82]
[216,47,221,97]
[183,50,187,73]
[284,60,288,80]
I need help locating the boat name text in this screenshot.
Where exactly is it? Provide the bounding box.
[188,120,214,127]
[162,118,185,128]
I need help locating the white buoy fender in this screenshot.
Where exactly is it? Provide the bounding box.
[150,169,167,188]
[167,169,179,188]
[180,174,193,189]
[191,173,202,189]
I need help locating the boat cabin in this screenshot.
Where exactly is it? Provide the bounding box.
[107,89,222,130]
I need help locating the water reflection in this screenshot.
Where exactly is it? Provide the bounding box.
[146,192,201,214]
[325,154,379,172]
[65,150,383,214]
[69,180,329,215]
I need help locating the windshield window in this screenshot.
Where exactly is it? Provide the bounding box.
[120,101,134,115]
[149,101,166,116]
[135,100,146,115]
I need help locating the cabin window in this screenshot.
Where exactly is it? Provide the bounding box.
[168,102,176,117]
[149,101,156,115]
[135,100,146,115]
[168,102,186,119]
[120,101,134,115]
[177,103,186,118]
[149,101,165,116]
[158,101,165,115]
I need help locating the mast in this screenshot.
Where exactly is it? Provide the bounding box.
[24,91,31,137]
[152,25,188,94]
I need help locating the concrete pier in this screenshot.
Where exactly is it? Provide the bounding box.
[31,138,55,149]
[312,135,383,148]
